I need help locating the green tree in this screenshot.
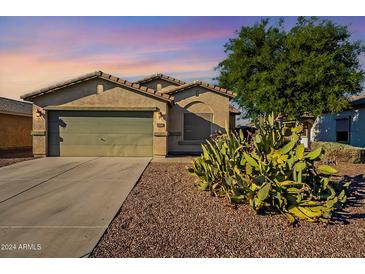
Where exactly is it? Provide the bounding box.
[217,17,365,119]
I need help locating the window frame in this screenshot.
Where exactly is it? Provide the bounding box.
[335,116,351,144]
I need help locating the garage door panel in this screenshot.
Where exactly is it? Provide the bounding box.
[48,111,152,120]
[50,144,153,157]
[48,111,153,157]
[48,133,152,146]
[48,118,152,134]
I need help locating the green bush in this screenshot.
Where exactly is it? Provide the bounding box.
[312,141,365,164]
[188,114,349,224]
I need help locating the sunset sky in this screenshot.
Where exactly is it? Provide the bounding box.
[0,16,364,100]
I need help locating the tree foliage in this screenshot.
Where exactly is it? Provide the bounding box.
[217,17,365,119]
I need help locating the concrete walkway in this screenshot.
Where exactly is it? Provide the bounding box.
[0,157,150,258]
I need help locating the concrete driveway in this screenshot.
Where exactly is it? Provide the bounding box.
[0,157,150,258]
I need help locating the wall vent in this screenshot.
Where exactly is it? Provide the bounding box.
[97,84,104,94]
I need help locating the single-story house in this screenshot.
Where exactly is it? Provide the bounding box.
[21,71,239,157]
[310,94,365,147]
[0,96,32,153]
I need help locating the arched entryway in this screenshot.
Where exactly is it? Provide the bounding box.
[183,101,214,141]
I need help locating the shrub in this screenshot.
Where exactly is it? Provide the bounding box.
[312,141,365,164]
[188,114,349,224]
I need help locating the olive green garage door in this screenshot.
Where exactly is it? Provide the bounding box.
[48,111,153,157]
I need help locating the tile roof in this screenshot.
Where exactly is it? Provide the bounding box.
[229,105,241,114]
[21,71,173,103]
[134,73,186,86]
[0,96,32,116]
[161,80,235,98]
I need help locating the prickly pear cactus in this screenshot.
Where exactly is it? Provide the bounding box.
[188,113,349,224]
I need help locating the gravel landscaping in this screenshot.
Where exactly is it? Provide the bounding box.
[91,161,365,258]
[0,149,34,168]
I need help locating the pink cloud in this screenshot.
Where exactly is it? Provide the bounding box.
[0,18,236,99]
[0,20,232,60]
[0,52,217,100]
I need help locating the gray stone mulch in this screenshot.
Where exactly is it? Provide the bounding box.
[91,162,365,258]
[0,149,34,168]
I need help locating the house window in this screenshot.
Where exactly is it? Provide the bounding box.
[336,117,350,143]
[184,113,212,141]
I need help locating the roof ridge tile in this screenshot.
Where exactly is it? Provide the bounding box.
[135,73,186,85]
[163,80,235,98]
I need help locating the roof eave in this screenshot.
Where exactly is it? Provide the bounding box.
[20,71,173,104]
[21,76,99,101]
[166,82,235,98]
[229,109,241,114]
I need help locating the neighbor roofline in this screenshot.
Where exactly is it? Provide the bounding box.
[1,96,32,105]
[134,73,186,86]
[0,110,32,117]
[20,71,173,103]
[350,94,365,107]
[0,96,33,116]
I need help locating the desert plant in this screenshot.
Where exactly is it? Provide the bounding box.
[188,113,349,223]
[312,141,365,164]
[190,130,248,197]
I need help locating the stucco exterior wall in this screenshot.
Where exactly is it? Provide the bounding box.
[168,86,230,153]
[0,113,32,151]
[30,78,169,157]
[311,106,365,147]
[140,79,179,90]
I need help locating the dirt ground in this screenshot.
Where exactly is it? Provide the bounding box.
[91,161,365,258]
[0,149,34,168]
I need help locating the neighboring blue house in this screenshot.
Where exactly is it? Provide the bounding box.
[311,94,365,148]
